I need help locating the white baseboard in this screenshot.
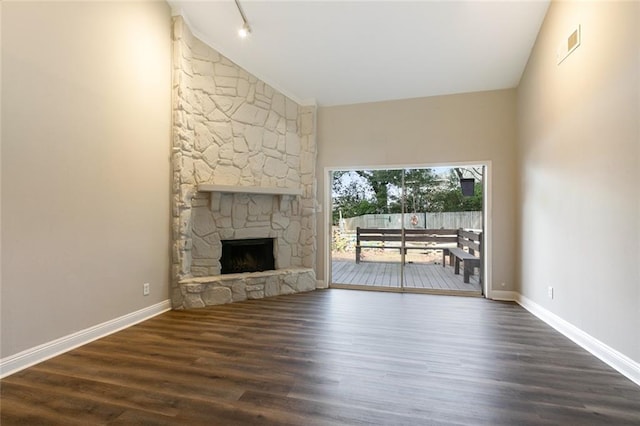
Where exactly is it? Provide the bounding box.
[488,290,517,301]
[316,279,328,289]
[0,300,171,379]
[516,294,640,387]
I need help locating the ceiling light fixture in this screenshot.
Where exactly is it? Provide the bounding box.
[234,0,252,38]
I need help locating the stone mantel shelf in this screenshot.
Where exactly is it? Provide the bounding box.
[197,184,303,196]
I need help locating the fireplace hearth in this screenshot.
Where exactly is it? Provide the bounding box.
[221,238,275,274]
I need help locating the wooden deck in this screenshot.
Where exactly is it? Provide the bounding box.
[331,260,482,295]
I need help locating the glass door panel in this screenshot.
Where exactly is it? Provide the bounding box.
[401,167,436,290]
[330,169,403,289]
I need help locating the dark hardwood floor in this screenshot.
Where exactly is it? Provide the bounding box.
[1,289,639,425]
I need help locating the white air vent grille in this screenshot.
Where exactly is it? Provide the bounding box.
[557,25,581,65]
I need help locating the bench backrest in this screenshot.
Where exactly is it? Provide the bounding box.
[457,229,482,257]
[356,227,482,254]
[356,227,458,244]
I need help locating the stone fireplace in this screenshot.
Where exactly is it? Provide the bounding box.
[170,17,319,309]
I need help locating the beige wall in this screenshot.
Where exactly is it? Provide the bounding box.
[517,0,639,362]
[316,89,518,294]
[1,2,172,358]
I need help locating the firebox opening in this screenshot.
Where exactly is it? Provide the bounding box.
[221,238,275,274]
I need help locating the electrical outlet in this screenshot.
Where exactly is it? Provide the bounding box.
[143,283,150,296]
[547,286,554,299]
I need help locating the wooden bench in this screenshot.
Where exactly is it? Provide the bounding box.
[355,227,483,284]
[446,229,482,284]
[355,227,458,264]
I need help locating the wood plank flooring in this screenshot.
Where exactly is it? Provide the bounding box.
[2,289,639,425]
[332,260,482,294]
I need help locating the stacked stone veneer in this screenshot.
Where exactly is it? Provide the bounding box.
[171,17,318,309]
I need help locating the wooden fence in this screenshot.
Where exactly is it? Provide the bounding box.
[341,211,482,231]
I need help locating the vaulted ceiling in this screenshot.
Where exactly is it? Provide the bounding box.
[169,1,550,106]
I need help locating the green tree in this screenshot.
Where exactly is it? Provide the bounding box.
[353,169,440,214]
[429,169,483,212]
[331,171,377,224]
[355,170,402,214]
[395,168,439,213]
[332,167,482,224]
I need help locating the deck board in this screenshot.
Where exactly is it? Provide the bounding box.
[332,260,481,294]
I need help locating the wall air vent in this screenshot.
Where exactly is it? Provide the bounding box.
[557,25,581,65]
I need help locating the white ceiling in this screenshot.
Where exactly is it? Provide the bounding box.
[169,1,550,106]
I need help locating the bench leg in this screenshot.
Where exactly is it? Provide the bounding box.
[463,262,471,283]
[442,248,449,267]
[463,261,479,284]
[355,247,361,264]
[454,258,460,275]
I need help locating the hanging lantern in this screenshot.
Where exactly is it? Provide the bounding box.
[461,178,475,197]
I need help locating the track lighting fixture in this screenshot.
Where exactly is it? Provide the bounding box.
[234,0,252,38]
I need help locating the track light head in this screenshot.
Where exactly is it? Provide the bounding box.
[238,23,251,39]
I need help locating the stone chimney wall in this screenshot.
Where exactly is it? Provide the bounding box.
[171,17,317,309]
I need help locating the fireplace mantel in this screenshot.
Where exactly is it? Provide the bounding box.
[197,184,303,196]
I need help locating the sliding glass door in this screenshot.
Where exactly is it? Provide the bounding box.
[329,166,484,295]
